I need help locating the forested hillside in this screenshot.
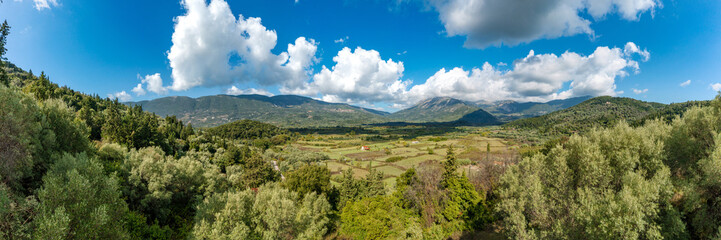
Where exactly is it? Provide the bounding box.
[506,96,665,134]
[632,100,711,126]
[130,94,390,128]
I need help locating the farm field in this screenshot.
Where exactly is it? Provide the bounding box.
[292,126,523,191]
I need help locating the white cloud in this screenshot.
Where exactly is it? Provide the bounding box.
[225,86,274,96]
[130,0,654,110]
[140,73,168,95]
[680,80,691,87]
[284,47,410,105]
[623,42,650,62]
[108,91,132,102]
[711,83,721,92]
[334,36,349,43]
[33,0,58,10]
[131,83,146,96]
[167,0,317,91]
[425,0,660,48]
[632,88,648,94]
[406,43,648,103]
[282,43,647,106]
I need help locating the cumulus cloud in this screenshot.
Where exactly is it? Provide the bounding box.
[425,0,660,48]
[129,73,167,96]
[281,42,646,106]
[167,0,317,91]
[632,88,648,94]
[680,80,691,87]
[406,42,649,103]
[108,91,132,102]
[141,73,168,95]
[225,86,274,96]
[33,0,58,10]
[284,47,410,105]
[711,83,721,92]
[131,83,146,96]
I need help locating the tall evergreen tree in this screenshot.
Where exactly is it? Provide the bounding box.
[0,20,10,86]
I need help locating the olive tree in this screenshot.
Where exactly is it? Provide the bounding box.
[34,153,128,239]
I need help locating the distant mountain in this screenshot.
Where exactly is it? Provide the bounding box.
[388,97,481,122]
[129,94,390,128]
[476,96,592,121]
[128,93,589,128]
[506,96,666,134]
[454,109,501,126]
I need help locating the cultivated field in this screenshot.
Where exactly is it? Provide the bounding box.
[293,126,523,191]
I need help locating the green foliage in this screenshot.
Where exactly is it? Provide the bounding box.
[284,165,332,199]
[663,99,721,239]
[229,156,280,189]
[0,87,91,193]
[0,20,9,86]
[96,143,127,174]
[385,156,404,162]
[214,145,252,173]
[39,99,90,155]
[22,71,58,101]
[632,100,711,126]
[0,183,37,240]
[265,147,329,172]
[507,96,666,135]
[339,195,422,240]
[192,183,332,239]
[442,145,457,184]
[35,153,128,239]
[206,119,288,141]
[497,122,677,239]
[102,105,167,150]
[0,86,44,192]
[664,106,717,175]
[123,147,225,234]
[124,211,173,240]
[337,168,386,209]
[393,150,490,237]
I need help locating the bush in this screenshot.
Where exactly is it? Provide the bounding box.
[385,156,404,163]
[35,153,128,239]
[339,196,422,240]
[192,183,331,239]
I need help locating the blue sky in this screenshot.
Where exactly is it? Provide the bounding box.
[1,0,720,110]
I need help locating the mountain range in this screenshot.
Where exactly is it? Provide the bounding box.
[476,96,592,122]
[129,94,599,128]
[129,94,390,128]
